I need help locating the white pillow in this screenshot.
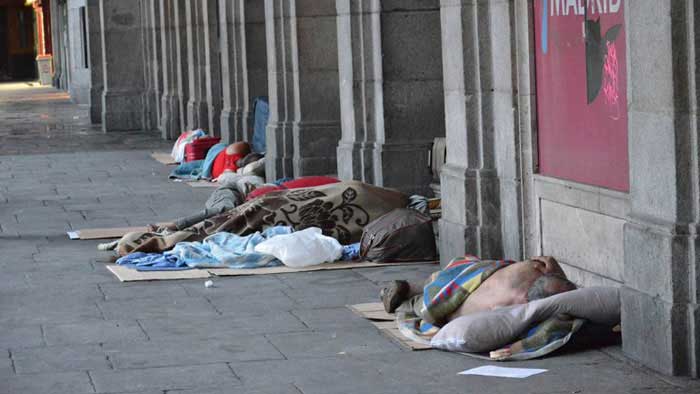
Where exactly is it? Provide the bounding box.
[430,286,620,353]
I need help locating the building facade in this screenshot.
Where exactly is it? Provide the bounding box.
[50,0,700,378]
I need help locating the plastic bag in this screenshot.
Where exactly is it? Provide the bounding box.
[254,227,343,267]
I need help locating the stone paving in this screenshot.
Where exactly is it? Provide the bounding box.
[0,82,698,393]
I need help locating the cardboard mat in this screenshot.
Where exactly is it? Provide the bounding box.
[107,260,437,282]
[68,226,150,240]
[348,302,432,351]
[151,152,178,165]
[68,224,170,240]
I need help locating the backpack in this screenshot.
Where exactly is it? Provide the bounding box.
[359,208,437,262]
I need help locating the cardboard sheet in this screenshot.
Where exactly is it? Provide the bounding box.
[107,264,212,281]
[347,303,394,321]
[151,152,178,165]
[210,261,435,277]
[69,226,151,240]
[106,261,437,282]
[348,302,432,351]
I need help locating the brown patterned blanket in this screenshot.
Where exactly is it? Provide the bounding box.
[117,180,408,255]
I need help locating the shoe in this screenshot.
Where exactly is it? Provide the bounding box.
[380,280,410,313]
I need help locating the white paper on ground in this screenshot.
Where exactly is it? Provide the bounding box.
[458,365,547,379]
[67,231,80,240]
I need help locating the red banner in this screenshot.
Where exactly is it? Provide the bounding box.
[534,0,629,192]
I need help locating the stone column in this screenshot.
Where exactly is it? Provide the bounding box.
[220,0,269,144]
[621,0,700,377]
[201,0,221,137]
[86,0,102,124]
[145,0,162,131]
[185,0,208,131]
[335,0,445,196]
[243,0,268,141]
[159,0,180,139]
[99,0,147,131]
[437,0,507,262]
[140,0,158,131]
[174,0,190,135]
[218,0,243,143]
[264,0,341,180]
[49,0,63,88]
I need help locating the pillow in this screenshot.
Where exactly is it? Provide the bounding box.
[281,176,340,189]
[430,286,620,353]
[246,185,285,201]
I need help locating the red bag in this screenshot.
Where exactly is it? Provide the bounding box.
[184,137,221,162]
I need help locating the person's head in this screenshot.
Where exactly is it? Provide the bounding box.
[226,142,251,156]
[501,256,576,301]
[526,272,577,301]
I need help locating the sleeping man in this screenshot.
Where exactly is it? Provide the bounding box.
[380,255,577,341]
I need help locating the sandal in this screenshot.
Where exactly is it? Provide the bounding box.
[380,280,410,313]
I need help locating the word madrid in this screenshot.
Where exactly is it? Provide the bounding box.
[550,0,622,16]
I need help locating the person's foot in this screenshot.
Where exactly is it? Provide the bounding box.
[380,280,410,313]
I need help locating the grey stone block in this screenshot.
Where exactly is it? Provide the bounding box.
[98,297,220,320]
[90,364,239,393]
[265,327,401,359]
[275,270,368,289]
[205,290,297,316]
[622,287,688,376]
[282,283,380,309]
[11,344,110,374]
[179,275,289,297]
[104,336,284,369]
[138,313,307,341]
[0,296,103,326]
[352,265,438,285]
[0,371,94,394]
[44,320,147,346]
[98,281,189,301]
[173,384,302,394]
[289,307,371,330]
[0,325,44,349]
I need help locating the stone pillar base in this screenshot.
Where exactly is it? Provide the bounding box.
[622,287,691,376]
[439,163,503,263]
[265,121,295,181]
[233,109,251,143]
[292,121,341,176]
[374,142,434,196]
[337,141,364,181]
[220,109,234,144]
[102,90,146,132]
[622,218,698,377]
[187,100,208,131]
[160,94,180,140]
[89,87,102,124]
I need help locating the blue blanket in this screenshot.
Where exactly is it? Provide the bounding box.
[117,226,294,271]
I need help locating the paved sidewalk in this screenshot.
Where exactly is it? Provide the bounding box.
[0,83,697,393]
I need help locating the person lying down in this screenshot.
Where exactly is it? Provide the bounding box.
[381,256,621,360]
[116,180,409,256]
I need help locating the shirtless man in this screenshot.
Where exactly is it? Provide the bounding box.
[381,256,576,322]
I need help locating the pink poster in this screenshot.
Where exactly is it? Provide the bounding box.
[534,0,629,192]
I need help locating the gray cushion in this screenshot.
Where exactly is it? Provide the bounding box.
[430,286,620,353]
